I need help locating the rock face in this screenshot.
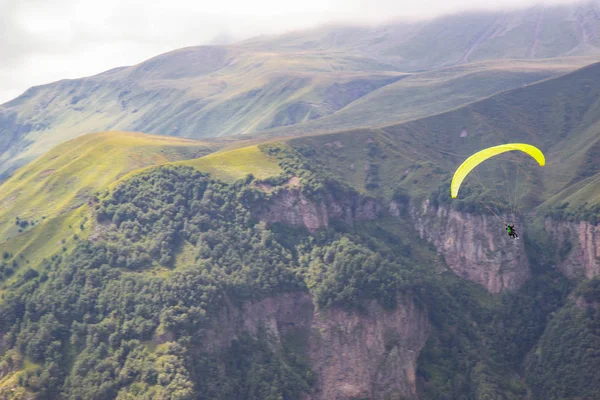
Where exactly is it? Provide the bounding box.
[203,293,429,400]
[544,218,600,278]
[256,188,381,232]
[306,297,430,400]
[202,292,315,352]
[406,199,530,293]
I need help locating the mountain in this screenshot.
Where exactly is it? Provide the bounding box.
[283,58,600,289]
[0,131,216,268]
[0,45,406,180]
[0,55,600,399]
[290,60,600,210]
[2,1,600,180]
[245,0,600,67]
[262,57,594,136]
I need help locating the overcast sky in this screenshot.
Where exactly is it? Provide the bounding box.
[0,0,583,104]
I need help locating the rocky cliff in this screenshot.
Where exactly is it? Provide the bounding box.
[202,292,315,352]
[201,292,429,400]
[306,297,430,400]
[405,199,531,293]
[257,186,532,293]
[256,186,381,233]
[544,218,600,278]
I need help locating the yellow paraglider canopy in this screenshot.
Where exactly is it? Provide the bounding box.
[451,143,545,199]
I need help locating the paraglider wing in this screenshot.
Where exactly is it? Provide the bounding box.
[451,143,545,198]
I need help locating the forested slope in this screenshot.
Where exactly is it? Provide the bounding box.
[0,137,595,399]
[1,16,600,398]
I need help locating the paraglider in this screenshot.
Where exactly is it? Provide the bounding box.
[451,143,545,199]
[451,143,545,236]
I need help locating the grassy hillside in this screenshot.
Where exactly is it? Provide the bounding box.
[1,57,591,183]
[0,57,599,398]
[115,144,284,185]
[0,6,599,397]
[174,145,282,182]
[2,1,600,181]
[9,52,593,272]
[0,131,216,267]
[0,128,584,400]
[0,129,294,287]
[525,280,600,400]
[265,57,595,136]
[0,161,443,399]
[0,48,406,180]
[286,60,600,219]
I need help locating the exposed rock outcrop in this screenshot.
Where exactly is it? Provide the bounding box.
[202,292,315,352]
[544,218,600,278]
[202,292,429,400]
[256,188,381,232]
[306,297,430,400]
[406,199,530,293]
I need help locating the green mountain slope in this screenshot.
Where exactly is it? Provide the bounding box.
[1,55,600,397]
[6,50,591,273]
[116,144,284,184]
[0,131,216,268]
[0,131,586,400]
[0,47,406,180]
[2,1,600,181]
[525,279,600,400]
[0,159,436,399]
[1,7,600,399]
[287,60,600,216]
[1,56,591,183]
[264,57,595,136]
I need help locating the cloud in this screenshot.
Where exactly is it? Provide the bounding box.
[0,0,587,104]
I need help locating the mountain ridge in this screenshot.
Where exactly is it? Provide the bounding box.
[0,52,599,398]
[0,8,600,399]
[2,0,600,181]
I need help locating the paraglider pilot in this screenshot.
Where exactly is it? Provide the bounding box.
[505,223,518,239]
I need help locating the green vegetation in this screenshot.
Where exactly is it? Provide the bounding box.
[0,206,90,274]
[0,48,407,180]
[0,163,425,398]
[0,165,306,398]
[0,141,586,399]
[526,278,600,400]
[0,131,216,277]
[305,237,407,310]
[175,145,283,182]
[267,58,590,137]
[289,60,600,223]
[2,8,598,182]
[0,123,596,399]
[546,201,600,224]
[272,60,600,399]
[417,234,574,400]
[0,13,600,399]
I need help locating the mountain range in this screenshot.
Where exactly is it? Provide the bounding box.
[1,0,600,179]
[0,2,600,399]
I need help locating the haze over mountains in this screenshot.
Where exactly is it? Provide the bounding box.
[1,0,600,179]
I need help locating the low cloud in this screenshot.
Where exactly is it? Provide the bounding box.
[0,0,585,104]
